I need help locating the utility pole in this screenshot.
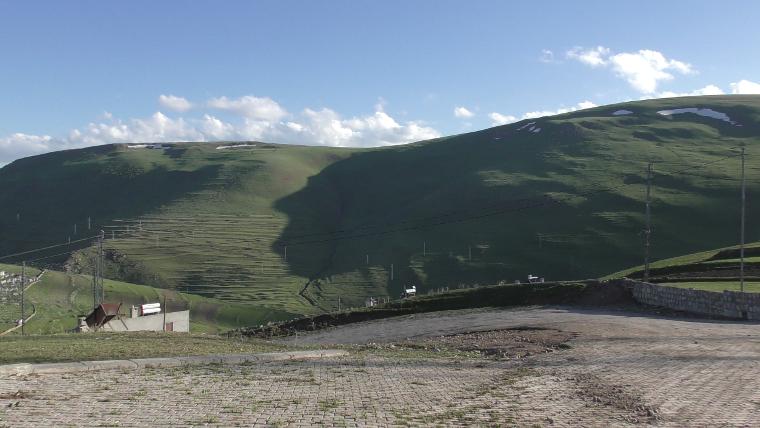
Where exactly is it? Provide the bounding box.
[100,230,105,303]
[20,261,25,336]
[87,217,91,230]
[92,231,104,308]
[366,254,369,265]
[391,264,394,281]
[643,162,653,283]
[740,147,746,292]
[423,241,426,256]
[74,223,77,235]
[284,246,287,262]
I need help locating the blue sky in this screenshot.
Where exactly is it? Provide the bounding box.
[1,0,759,164]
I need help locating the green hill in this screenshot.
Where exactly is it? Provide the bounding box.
[0,263,293,334]
[2,95,760,317]
[605,240,760,292]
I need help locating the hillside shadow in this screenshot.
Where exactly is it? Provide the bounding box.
[272,114,758,304]
[271,123,634,294]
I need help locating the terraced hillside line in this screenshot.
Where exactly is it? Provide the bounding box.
[609,240,760,284]
[96,214,311,309]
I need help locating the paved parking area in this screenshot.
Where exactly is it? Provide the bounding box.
[2,307,759,426]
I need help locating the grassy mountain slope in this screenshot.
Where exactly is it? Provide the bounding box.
[0,263,293,334]
[1,95,760,317]
[605,240,760,293]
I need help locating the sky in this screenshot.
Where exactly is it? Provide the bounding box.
[1,0,759,165]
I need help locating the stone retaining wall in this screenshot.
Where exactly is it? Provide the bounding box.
[623,279,760,320]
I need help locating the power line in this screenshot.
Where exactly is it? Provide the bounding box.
[0,235,99,261]
[24,249,82,264]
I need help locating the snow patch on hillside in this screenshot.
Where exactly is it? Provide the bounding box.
[216,144,257,150]
[517,122,536,131]
[612,109,633,116]
[127,143,171,149]
[514,121,543,134]
[657,108,738,125]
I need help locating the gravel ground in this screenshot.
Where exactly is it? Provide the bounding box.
[1,306,759,426]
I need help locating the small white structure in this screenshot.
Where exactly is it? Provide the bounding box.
[100,310,189,332]
[139,302,161,316]
[528,275,545,284]
[401,285,417,298]
[78,302,189,333]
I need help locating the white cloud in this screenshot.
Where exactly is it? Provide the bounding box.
[654,84,725,99]
[489,100,596,126]
[282,107,439,147]
[609,50,694,93]
[207,95,288,121]
[0,98,441,165]
[158,94,193,112]
[454,106,475,118]
[200,114,236,140]
[567,46,694,94]
[539,49,557,63]
[488,112,517,126]
[566,46,610,67]
[731,79,760,94]
[521,100,597,119]
[0,133,55,166]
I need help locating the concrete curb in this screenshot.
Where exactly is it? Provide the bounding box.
[0,349,348,377]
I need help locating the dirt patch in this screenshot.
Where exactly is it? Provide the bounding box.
[416,327,576,359]
[375,327,577,359]
[572,373,659,424]
[0,391,32,400]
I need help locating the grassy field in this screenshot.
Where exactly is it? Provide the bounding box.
[605,238,760,293]
[662,282,760,293]
[0,332,293,364]
[2,95,760,319]
[0,263,294,334]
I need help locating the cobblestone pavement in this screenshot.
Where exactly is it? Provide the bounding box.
[1,307,759,426]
